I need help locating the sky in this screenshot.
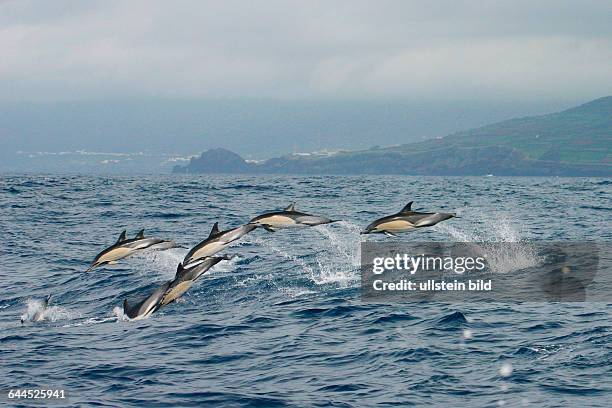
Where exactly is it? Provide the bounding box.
[1,0,611,102]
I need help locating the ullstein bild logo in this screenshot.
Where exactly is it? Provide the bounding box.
[360,242,609,302]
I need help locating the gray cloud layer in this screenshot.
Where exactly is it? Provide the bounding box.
[1,0,611,101]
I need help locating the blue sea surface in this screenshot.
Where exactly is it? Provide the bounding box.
[0,174,610,407]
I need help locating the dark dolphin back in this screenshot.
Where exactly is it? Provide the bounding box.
[124,281,171,319]
[123,298,139,319]
[183,223,224,264]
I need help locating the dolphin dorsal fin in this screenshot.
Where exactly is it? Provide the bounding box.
[123,299,134,317]
[285,202,296,212]
[400,201,414,213]
[175,263,185,278]
[116,230,127,243]
[45,294,52,306]
[209,222,220,237]
[135,229,145,239]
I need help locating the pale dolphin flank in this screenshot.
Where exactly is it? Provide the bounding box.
[361,201,456,236]
[160,256,230,306]
[21,294,52,324]
[87,229,177,271]
[249,203,338,232]
[183,223,255,266]
[123,281,171,320]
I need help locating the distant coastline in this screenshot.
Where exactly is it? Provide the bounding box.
[174,97,612,177]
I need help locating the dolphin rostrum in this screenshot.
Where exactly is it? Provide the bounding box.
[183,223,255,266]
[361,201,455,236]
[160,256,230,306]
[123,281,171,320]
[249,203,337,232]
[87,229,176,271]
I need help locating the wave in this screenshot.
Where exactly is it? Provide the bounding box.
[437,310,469,326]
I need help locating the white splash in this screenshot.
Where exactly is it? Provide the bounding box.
[207,255,240,275]
[130,244,240,281]
[435,213,523,243]
[279,287,317,298]
[246,222,361,288]
[434,213,541,273]
[499,362,513,377]
[20,298,79,323]
[248,235,315,278]
[310,221,361,287]
[132,247,186,279]
[113,306,129,321]
[462,328,473,340]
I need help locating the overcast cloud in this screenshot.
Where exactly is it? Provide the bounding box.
[1,0,611,101]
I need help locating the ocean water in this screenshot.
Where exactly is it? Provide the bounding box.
[0,174,610,407]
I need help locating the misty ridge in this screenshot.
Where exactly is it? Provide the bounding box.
[0,98,597,174]
[174,96,612,177]
[1,1,611,176]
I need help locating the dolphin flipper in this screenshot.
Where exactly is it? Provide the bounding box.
[263,225,276,233]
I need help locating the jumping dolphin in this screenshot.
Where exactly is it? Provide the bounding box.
[87,229,176,271]
[123,281,171,320]
[21,294,51,324]
[361,201,455,236]
[249,203,337,232]
[183,223,255,266]
[160,256,230,306]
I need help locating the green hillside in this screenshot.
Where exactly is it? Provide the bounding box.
[294,96,612,175]
[431,96,611,164]
[176,97,612,176]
